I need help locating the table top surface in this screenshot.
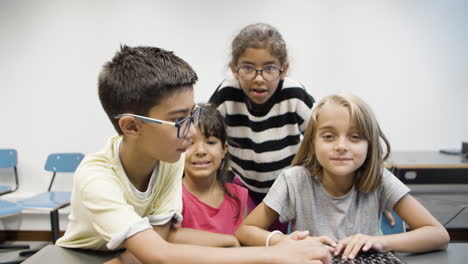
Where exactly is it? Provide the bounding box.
[386,151,468,169]
[398,243,467,264]
[22,245,120,264]
[445,207,468,228]
[411,193,468,226]
[22,243,468,264]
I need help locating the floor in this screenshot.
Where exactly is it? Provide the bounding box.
[0,241,50,263]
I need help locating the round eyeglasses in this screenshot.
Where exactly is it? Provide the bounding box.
[114,105,201,138]
[236,64,283,82]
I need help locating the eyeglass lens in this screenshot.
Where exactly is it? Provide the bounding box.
[238,65,281,81]
[177,106,201,138]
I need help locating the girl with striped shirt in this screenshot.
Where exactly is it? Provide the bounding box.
[209,23,315,232]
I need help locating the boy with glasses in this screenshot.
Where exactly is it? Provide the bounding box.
[56,45,331,264]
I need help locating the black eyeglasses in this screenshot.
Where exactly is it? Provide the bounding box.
[114,105,201,138]
[236,64,283,82]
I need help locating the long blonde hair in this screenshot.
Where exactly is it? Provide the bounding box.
[292,94,391,193]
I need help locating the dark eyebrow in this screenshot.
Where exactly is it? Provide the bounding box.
[262,61,279,66]
[238,61,254,66]
[238,61,279,67]
[167,105,196,116]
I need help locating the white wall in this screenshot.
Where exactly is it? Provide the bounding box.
[0,0,467,202]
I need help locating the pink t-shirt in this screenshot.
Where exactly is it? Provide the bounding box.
[181,183,248,235]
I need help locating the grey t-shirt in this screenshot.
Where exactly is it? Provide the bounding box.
[264,166,410,241]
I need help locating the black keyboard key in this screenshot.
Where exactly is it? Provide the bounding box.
[332,251,406,264]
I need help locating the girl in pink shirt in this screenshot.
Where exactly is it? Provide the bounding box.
[182,104,248,235]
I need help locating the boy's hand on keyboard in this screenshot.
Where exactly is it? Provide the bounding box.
[334,234,384,260]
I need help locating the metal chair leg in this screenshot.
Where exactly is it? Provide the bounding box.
[50,210,60,244]
[0,260,24,264]
[0,245,29,250]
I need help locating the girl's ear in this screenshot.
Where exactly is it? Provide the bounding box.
[221,142,229,158]
[119,116,142,137]
[229,63,239,80]
[280,63,289,80]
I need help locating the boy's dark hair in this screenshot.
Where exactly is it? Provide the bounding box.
[98,45,198,134]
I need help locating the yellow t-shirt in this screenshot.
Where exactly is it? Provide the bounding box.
[56,135,183,250]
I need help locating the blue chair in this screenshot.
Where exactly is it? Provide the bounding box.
[0,153,30,264]
[0,200,22,218]
[18,153,84,244]
[0,149,20,196]
[380,210,405,235]
[0,200,30,264]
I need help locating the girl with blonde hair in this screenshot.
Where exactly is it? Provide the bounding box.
[236,94,449,260]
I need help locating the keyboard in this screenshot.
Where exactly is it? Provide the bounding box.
[332,251,406,264]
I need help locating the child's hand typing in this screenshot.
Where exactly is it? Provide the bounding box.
[314,236,337,251]
[334,234,384,260]
[273,236,332,264]
[288,230,310,240]
[289,231,336,252]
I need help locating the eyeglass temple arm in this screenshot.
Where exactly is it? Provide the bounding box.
[115,114,176,126]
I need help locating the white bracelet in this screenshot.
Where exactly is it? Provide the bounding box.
[265,230,283,247]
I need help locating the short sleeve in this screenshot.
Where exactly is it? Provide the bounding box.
[238,185,249,215]
[80,177,144,242]
[379,169,411,211]
[225,183,249,216]
[263,171,296,224]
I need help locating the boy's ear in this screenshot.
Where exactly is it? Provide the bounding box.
[229,63,239,80]
[280,63,289,80]
[118,116,142,137]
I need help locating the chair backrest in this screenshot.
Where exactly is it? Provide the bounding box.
[45,153,85,173]
[45,153,85,191]
[0,149,19,194]
[0,149,17,168]
[381,210,405,235]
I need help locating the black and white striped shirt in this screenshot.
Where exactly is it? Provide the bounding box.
[209,77,315,195]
